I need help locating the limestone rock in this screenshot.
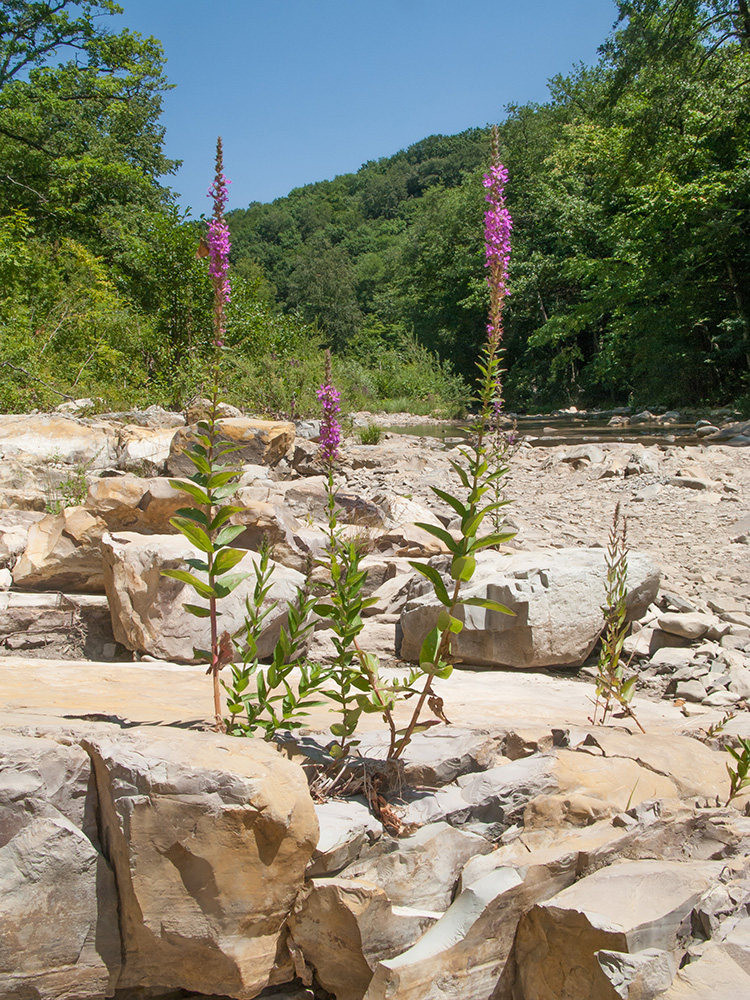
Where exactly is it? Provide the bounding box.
[0,509,45,568]
[658,611,717,640]
[597,948,677,998]
[340,821,493,912]
[86,474,184,533]
[167,418,294,475]
[84,726,318,998]
[117,424,180,473]
[289,877,437,1000]
[511,859,723,1000]
[309,798,384,876]
[400,548,660,668]
[0,413,119,468]
[651,941,750,998]
[102,530,305,661]
[12,507,107,592]
[0,732,121,999]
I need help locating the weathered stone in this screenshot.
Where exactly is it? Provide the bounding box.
[117,424,179,473]
[102,531,305,661]
[400,548,660,669]
[340,821,493,912]
[0,509,46,568]
[309,798,383,877]
[12,507,107,592]
[658,941,750,997]
[86,473,184,533]
[84,726,318,998]
[0,591,117,659]
[597,948,677,999]
[511,859,723,1000]
[658,612,717,640]
[289,877,437,1000]
[357,725,503,788]
[0,413,119,468]
[0,732,121,999]
[167,418,294,475]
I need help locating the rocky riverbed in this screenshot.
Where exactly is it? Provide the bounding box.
[1,402,750,1000]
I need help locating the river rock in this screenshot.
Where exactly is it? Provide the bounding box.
[0,413,119,468]
[84,726,318,997]
[0,732,121,999]
[12,507,107,592]
[289,878,437,1000]
[102,530,305,661]
[339,822,493,911]
[167,418,295,475]
[511,858,723,1000]
[399,548,660,668]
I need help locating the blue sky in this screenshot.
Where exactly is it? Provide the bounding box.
[114,0,619,217]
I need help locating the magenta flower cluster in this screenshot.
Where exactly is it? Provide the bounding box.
[207,138,231,344]
[316,381,341,463]
[483,155,512,346]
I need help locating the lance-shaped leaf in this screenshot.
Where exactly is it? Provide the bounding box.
[168,479,211,505]
[414,522,459,555]
[460,596,515,615]
[169,517,213,552]
[468,531,516,552]
[437,609,463,633]
[213,572,250,597]
[183,603,212,618]
[162,568,217,599]
[215,523,246,546]
[407,561,451,606]
[419,625,443,668]
[430,487,468,518]
[214,547,246,576]
[450,555,476,582]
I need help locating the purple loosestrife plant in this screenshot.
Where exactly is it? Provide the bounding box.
[313,351,398,757]
[162,139,249,728]
[207,137,232,347]
[391,127,516,759]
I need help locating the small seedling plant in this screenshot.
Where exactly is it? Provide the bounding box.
[726,736,750,805]
[590,503,644,732]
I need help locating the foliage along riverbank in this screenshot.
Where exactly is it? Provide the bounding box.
[1,1,749,418]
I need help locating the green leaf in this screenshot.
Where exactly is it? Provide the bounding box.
[214,547,246,575]
[207,470,239,489]
[451,555,476,582]
[468,532,516,552]
[460,597,515,615]
[215,523,246,547]
[408,561,451,606]
[213,572,249,597]
[430,487,468,518]
[419,625,442,668]
[169,517,213,553]
[161,569,217,599]
[413,522,459,555]
[183,603,212,618]
[447,459,470,488]
[437,609,464,633]
[168,480,211,505]
[174,507,209,527]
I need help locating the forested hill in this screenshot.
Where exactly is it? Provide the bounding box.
[0,1,748,416]
[229,0,750,412]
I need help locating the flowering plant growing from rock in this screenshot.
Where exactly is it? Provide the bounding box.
[590,503,643,731]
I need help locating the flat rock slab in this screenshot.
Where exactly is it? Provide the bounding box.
[0,659,695,737]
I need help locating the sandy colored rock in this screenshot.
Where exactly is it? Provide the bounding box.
[117,424,180,473]
[167,418,294,475]
[12,506,107,591]
[84,726,318,998]
[102,530,305,661]
[289,877,437,1000]
[86,473,184,532]
[512,859,722,1000]
[0,732,121,999]
[400,548,660,668]
[0,413,119,468]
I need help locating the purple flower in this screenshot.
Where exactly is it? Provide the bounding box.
[207,137,232,344]
[317,349,341,463]
[483,127,512,349]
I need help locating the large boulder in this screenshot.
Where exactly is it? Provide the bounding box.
[400,548,661,668]
[86,474,184,533]
[12,507,108,592]
[0,732,121,999]
[167,418,295,475]
[102,530,306,661]
[0,413,119,468]
[511,858,723,999]
[84,726,318,997]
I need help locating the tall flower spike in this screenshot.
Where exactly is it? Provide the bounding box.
[207,136,232,346]
[483,125,512,353]
[316,349,341,463]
